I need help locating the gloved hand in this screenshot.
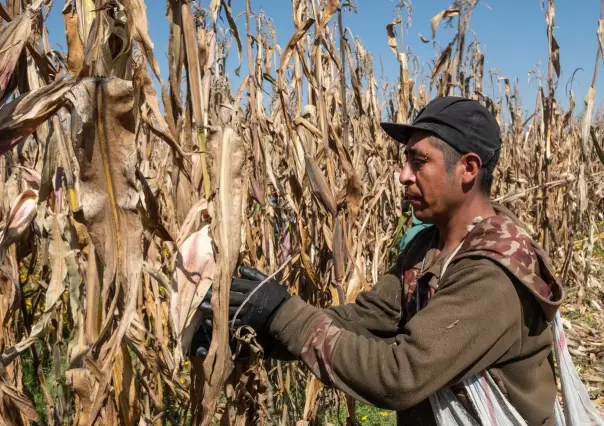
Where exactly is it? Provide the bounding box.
[189,317,213,358]
[194,266,292,359]
[226,266,291,334]
[197,266,290,340]
[189,317,238,358]
[190,290,241,358]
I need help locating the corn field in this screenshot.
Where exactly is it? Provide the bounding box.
[0,0,603,425]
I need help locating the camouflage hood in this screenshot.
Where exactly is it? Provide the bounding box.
[452,203,564,322]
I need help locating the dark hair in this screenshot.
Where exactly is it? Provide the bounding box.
[428,136,493,195]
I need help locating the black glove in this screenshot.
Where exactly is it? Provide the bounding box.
[189,317,213,358]
[190,289,239,358]
[189,317,240,358]
[198,266,290,333]
[196,266,292,359]
[227,266,291,334]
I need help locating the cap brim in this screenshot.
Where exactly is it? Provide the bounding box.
[380,122,433,144]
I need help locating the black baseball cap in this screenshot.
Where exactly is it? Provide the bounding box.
[381,96,502,172]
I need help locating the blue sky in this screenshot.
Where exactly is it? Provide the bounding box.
[44,0,604,114]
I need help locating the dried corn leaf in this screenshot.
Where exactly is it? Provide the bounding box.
[550,35,561,78]
[122,0,161,80]
[113,342,141,426]
[1,214,72,365]
[0,7,32,101]
[0,373,41,424]
[170,224,215,365]
[63,0,84,76]
[590,126,604,165]
[315,0,339,38]
[582,86,596,158]
[221,0,242,76]
[278,18,315,90]
[66,245,86,365]
[133,59,188,167]
[44,214,71,311]
[305,153,337,216]
[182,2,203,127]
[66,77,143,293]
[598,18,604,56]
[0,77,74,156]
[430,6,460,40]
[546,0,560,78]
[201,127,247,426]
[167,0,184,125]
[333,216,345,283]
[386,18,401,58]
[65,78,144,425]
[76,0,95,43]
[432,41,454,82]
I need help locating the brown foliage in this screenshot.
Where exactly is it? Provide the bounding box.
[0,0,601,425]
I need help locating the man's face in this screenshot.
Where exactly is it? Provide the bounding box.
[399,133,459,224]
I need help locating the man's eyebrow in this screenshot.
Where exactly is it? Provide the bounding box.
[404,146,422,157]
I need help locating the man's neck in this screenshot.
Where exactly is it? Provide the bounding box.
[435,197,496,254]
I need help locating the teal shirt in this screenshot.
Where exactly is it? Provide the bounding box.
[399,209,433,252]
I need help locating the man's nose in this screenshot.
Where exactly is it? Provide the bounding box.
[399,163,414,186]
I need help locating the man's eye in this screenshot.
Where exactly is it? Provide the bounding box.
[412,158,427,167]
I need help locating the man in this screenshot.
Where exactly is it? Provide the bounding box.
[193,96,564,425]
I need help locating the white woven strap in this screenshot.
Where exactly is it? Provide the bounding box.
[430,372,527,426]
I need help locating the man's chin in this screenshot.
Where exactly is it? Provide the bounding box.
[412,207,431,223]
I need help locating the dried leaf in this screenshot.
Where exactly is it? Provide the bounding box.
[582,86,596,158]
[431,41,454,82]
[430,6,460,40]
[67,77,143,293]
[333,216,345,283]
[305,154,337,216]
[182,2,203,127]
[598,19,604,57]
[133,59,189,168]
[1,214,72,364]
[278,18,315,91]
[550,35,560,78]
[221,0,242,76]
[0,374,41,423]
[419,33,431,43]
[590,126,604,165]
[44,214,71,310]
[0,7,32,101]
[202,126,247,426]
[315,0,339,39]
[63,0,84,76]
[0,77,74,156]
[386,18,401,58]
[64,78,144,426]
[122,0,161,80]
[210,0,220,23]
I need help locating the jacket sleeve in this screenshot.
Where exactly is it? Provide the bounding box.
[268,258,523,411]
[321,272,403,341]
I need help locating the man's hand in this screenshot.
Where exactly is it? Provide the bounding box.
[189,286,214,357]
[189,317,239,358]
[199,266,290,334]
[193,265,292,359]
[226,266,291,333]
[189,318,213,358]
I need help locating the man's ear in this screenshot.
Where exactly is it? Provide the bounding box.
[460,153,482,185]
